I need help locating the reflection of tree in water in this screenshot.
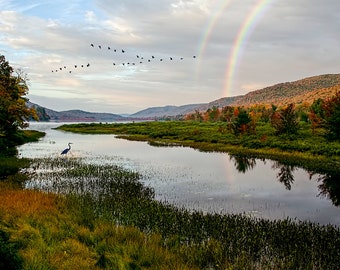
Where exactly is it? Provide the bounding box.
[229,155,340,207]
[312,173,340,206]
[272,162,296,190]
[229,155,256,173]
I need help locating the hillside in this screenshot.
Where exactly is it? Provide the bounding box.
[132,74,340,117]
[28,102,127,122]
[193,95,243,112]
[29,73,340,120]
[230,73,340,107]
[130,104,204,118]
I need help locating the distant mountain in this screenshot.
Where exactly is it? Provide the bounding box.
[28,102,127,122]
[28,73,340,120]
[130,104,204,118]
[193,95,243,112]
[130,74,340,118]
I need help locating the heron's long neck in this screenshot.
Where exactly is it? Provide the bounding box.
[68,143,71,149]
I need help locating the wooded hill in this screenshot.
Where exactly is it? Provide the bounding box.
[211,73,340,109]
[29,73,340,120]
[133,74,340,118]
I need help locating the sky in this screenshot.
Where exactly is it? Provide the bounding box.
[0,0,339,114]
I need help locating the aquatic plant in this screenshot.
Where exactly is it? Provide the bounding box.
[22,157,340,269]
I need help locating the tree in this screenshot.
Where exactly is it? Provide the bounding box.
[322,92,340,140]
[206,106,220,122]
[232,108,253,135]
[310,98,325,120]
[220,106,234,123]
[0,54,36,152]
[185,110,203,122]
[308,111,322,135]
[271,103,299,135]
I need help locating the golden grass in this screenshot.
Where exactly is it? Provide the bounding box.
[0,184,197,269]
[0,184,58,218]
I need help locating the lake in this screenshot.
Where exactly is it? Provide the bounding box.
[19,122,340,226]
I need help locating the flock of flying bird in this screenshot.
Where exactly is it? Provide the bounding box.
[51,43,197,74]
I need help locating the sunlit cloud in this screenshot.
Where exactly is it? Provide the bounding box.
[1,0,339,114]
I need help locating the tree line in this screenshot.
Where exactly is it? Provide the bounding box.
[185,93,340,140]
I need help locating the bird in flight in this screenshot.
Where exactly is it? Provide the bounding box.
[52,43,198,75]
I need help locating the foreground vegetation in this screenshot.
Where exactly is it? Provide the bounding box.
[2,47,339,269]
[57,120,340,175]
[1,157,339,269]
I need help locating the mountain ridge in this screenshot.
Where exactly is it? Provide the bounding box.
[28,102,127,122]
[29,73,340,120]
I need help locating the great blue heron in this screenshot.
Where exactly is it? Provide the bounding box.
[61,143,73,155]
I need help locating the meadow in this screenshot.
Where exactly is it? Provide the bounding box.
[1,157,340,269]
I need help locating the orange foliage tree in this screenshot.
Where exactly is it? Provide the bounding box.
[0,54,36,151]
[271,103,299,135]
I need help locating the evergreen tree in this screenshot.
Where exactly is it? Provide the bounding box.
[232,108,252,135]
[271,103,299,135]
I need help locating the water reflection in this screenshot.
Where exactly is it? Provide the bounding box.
[230,154,339,207]
[315,173,340,207]
[229,155,257,173]
[272,162,295,190]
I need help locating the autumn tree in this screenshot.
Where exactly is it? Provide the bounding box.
[0,54,36,153]
[271,103,299,135]
[206,106,220,122]
[322,92,340,140]
[185,110,203,122]
[232,108,253,135]
[308,111,322,135]
[220,106,234,123]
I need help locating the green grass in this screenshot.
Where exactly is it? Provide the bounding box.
[1,123,339,269]
[56,121,340,175]
[1,157,338,269]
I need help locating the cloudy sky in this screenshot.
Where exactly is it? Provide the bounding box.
[1,0,339,114]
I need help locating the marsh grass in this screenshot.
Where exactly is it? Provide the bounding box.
[1,157,338,269]
[0,178,194,269]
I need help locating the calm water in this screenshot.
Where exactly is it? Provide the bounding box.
[19,122,340,226]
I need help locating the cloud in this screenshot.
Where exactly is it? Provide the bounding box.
[1,0,340,114]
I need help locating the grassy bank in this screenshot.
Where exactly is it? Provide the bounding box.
[57,121,340,175]
[1,157,339,269]
[0,130,45,179]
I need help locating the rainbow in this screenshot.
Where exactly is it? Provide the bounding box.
[197,0,233,59]
[195,0,233,79]
[224,0,275,97]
